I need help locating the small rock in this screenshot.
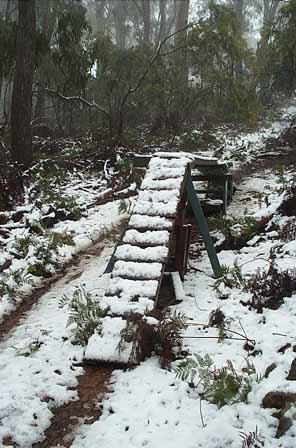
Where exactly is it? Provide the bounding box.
[263,391,296,409]
[0,258,12,273]
[287,358,296,380]
[276,415,293,438]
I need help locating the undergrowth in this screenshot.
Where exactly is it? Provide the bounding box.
[12,231,75,277]
[209,216,265,250]
[0,269,33,303]
[245,263,296,312]
[175,354,261,408]
[118,310,187,368]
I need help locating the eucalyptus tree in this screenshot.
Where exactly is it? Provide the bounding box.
[10,0,36,167]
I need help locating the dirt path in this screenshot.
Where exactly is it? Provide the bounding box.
[0,231,122,447]
[32,366,113,448]
[0,241,106,344]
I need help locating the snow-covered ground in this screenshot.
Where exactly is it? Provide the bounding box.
[0,242,114,447]
[70,162,296,448]
[0,196,126,322]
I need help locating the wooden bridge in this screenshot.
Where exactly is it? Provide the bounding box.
[84,152,233,365]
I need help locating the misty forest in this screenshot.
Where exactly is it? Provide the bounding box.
[1,1,296,447]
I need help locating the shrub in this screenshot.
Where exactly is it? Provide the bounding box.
[27,231,75,277]
[245,262,296,312]
[176,354,258,408]
[118,310,187,368]
[279,218,296,242]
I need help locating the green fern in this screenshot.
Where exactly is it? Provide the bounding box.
[176,355,259,408]
[0,269,33,303]
[214,261,245,290]
[48,231,75,249]
[12,235,35,258]
[60,286,110,345]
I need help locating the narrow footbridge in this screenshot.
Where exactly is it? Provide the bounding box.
[85,152,233,365]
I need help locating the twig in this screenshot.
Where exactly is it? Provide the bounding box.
[199,397,206,428]
[272,332,294,338]
[183,336,248,341]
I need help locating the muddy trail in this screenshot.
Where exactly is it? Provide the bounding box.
[0,241,106,344]
[0,225,125,448]
[0,218,128,343]
[31,366,113,448]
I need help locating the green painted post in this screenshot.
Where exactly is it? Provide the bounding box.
[186,175,222,278]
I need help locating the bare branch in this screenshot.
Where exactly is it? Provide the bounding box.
[37,87,111,118]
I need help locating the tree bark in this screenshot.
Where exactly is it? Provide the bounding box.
[174,0,190,86]
[11,0,36,167]
[113,1,127,49]
[175,0,189,41]
[257,0,280,103]
[158,0,167,44]
[234,0,243,76]
[142,0,150,44]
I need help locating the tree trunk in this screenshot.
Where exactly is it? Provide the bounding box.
[234,0,243,76]
[172,0,190,126]
[174,0,190,82]
[142,0,150,44]
[257,0,280,103]
[113,1,127,49]
[158,0,167,44]
[175,0,190,41]
[95,0,107,33]
[10,0,36,167]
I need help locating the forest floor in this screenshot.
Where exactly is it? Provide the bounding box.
[1,100,296,447]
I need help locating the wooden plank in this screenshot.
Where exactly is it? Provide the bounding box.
[223,178,228,215]
[184,224,192,275]
[191,174,231,182]
[133,154,151,168]
[186,175,221,278]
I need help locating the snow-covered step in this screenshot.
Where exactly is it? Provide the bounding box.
[123,229,170,246]
[104,295,154,315]
[85,317,133,365]
[140,178,184,190]
[128,215,173,230]
[154,151,196,160]
[145,166,186,180]
[106,277,159,299]
[148,157,191,169]
[115,244,168,262]
[133,200,178,217]
[112,260,163,280]
[138,189,180,203]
